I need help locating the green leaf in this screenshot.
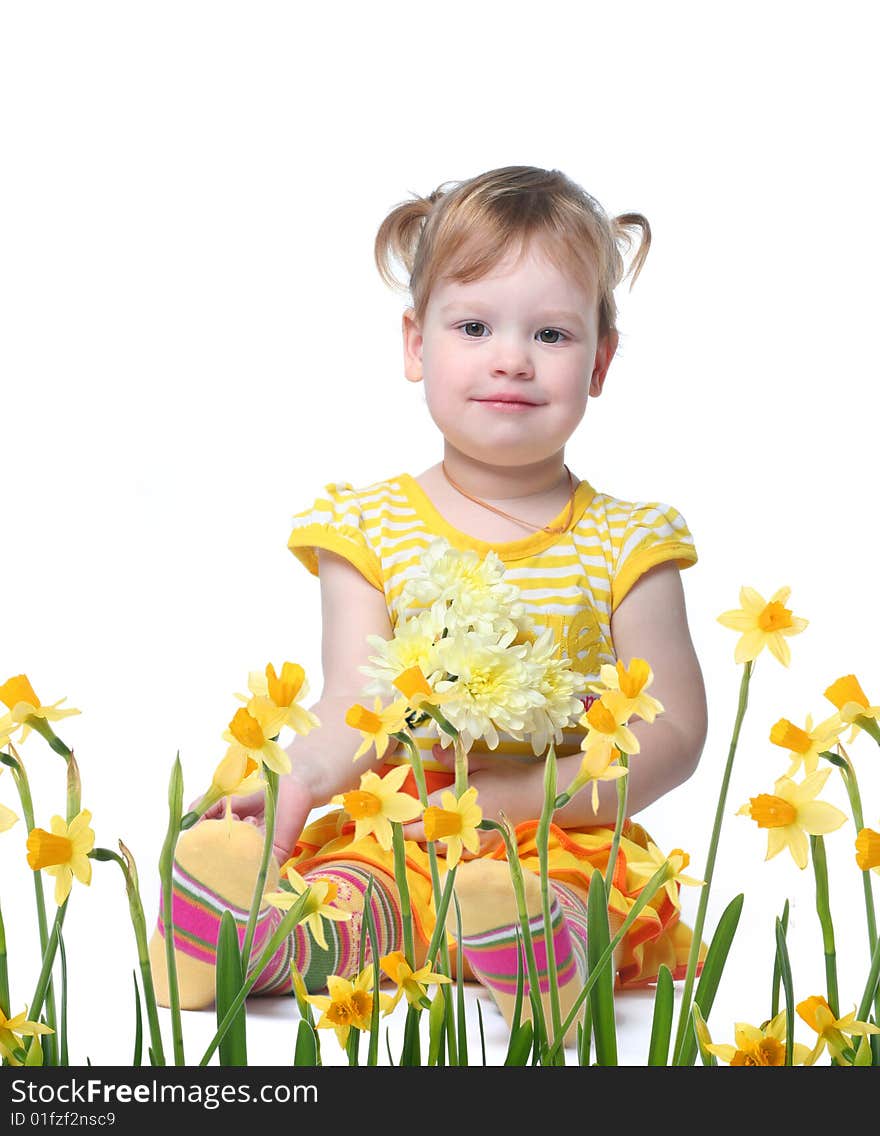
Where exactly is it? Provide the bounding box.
[647,965,673,1065]
[675,893,744,1067]
[132,971,143,1068]
[428,987,446,1066]
[587,874,617,1066]
[503,1020,534,1066]
[25,1036,44,1066]
[774,917,795,1067]
[476,999,487,1066]
[58,925,68,1066]
[400,1004,421,1067]
[216,911,248,1067]
[293,1019,318,1067]
[770,899,790,1018]
[577,999,593,1067]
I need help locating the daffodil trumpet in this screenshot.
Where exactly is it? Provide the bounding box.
[199,887,313,1067]
[671,658,753,1065]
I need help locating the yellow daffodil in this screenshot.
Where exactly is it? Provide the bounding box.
[769,713,845,777]
[330,764,423,851]
[392,664,453,712]
[422,787,482,869]
[379,950,452,1010]
[824,675,880,744]
[0,674,80,743]
[855,827,880,874]
[737,768,847,870]
[345,697,410,762]
[566,744,629,813]
[264,865,351,950]
[627,842,705,907]
[703,1010,813,1066]
[26,809,95,905]
[222,706,291,776]
[304,968,394,1049]
[202,749,265,812]
[0,1007,55,1066]
[587,658,664,724]
[716,586,808,666]
[796,995,880,1064]
[242,662,321,740]
[578,690,640,771]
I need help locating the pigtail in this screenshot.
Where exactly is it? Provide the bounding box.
[613,212,652,289]
[374,188,445,294]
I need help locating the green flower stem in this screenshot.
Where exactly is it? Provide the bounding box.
[392,729,457,1064]
[9,750,59,1064]
[545,862,670,1063]
[391,822,416,965]
[89,846,166,1066]
[857,715,880,746]
[810,835,839,1018]
[480,818,549,1051]
[24,717,72,760]
[536,746,563,1052]
[671,658,753,1065]
[823,747,878,954]
[603,754,630,898]
[199,889,311,1067]
[0,897,9,1017]
[28,903,67,1027]
[422,866,459,970]
[240,768,279,975]
[857,924,880,1024]
[158,755,185,1066]
[451,735,468,798]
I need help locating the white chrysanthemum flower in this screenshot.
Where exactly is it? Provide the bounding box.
[433,627,546,751]
[359,607,447,699]
[399,538,531,639]
[519,627,588,755]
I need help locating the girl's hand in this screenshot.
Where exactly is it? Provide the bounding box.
[399,743,538,857]
[193,773,315,866]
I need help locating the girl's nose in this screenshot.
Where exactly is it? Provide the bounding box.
[490,337,535,378]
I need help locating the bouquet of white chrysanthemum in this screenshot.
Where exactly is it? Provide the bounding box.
[359,537,586,755]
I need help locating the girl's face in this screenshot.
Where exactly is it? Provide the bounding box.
[402,238,617,470]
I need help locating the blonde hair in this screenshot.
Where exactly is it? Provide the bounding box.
[374,165,650,340]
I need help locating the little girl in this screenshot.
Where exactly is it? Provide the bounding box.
[149,165,708,1041]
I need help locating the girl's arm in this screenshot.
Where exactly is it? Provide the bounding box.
[206,549,401,861]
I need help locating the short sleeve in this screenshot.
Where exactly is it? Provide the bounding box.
[287,481,384,591]
[612,501,698,612]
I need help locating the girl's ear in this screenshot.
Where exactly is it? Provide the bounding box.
[589,329,619,397]
[402,307,424,383]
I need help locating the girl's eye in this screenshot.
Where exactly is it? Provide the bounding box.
[537,328,567,344]
[458,322,568,343]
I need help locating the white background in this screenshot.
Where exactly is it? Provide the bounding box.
[1,1,878,1066]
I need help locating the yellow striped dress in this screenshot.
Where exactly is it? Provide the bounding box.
[285,472,703,987]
